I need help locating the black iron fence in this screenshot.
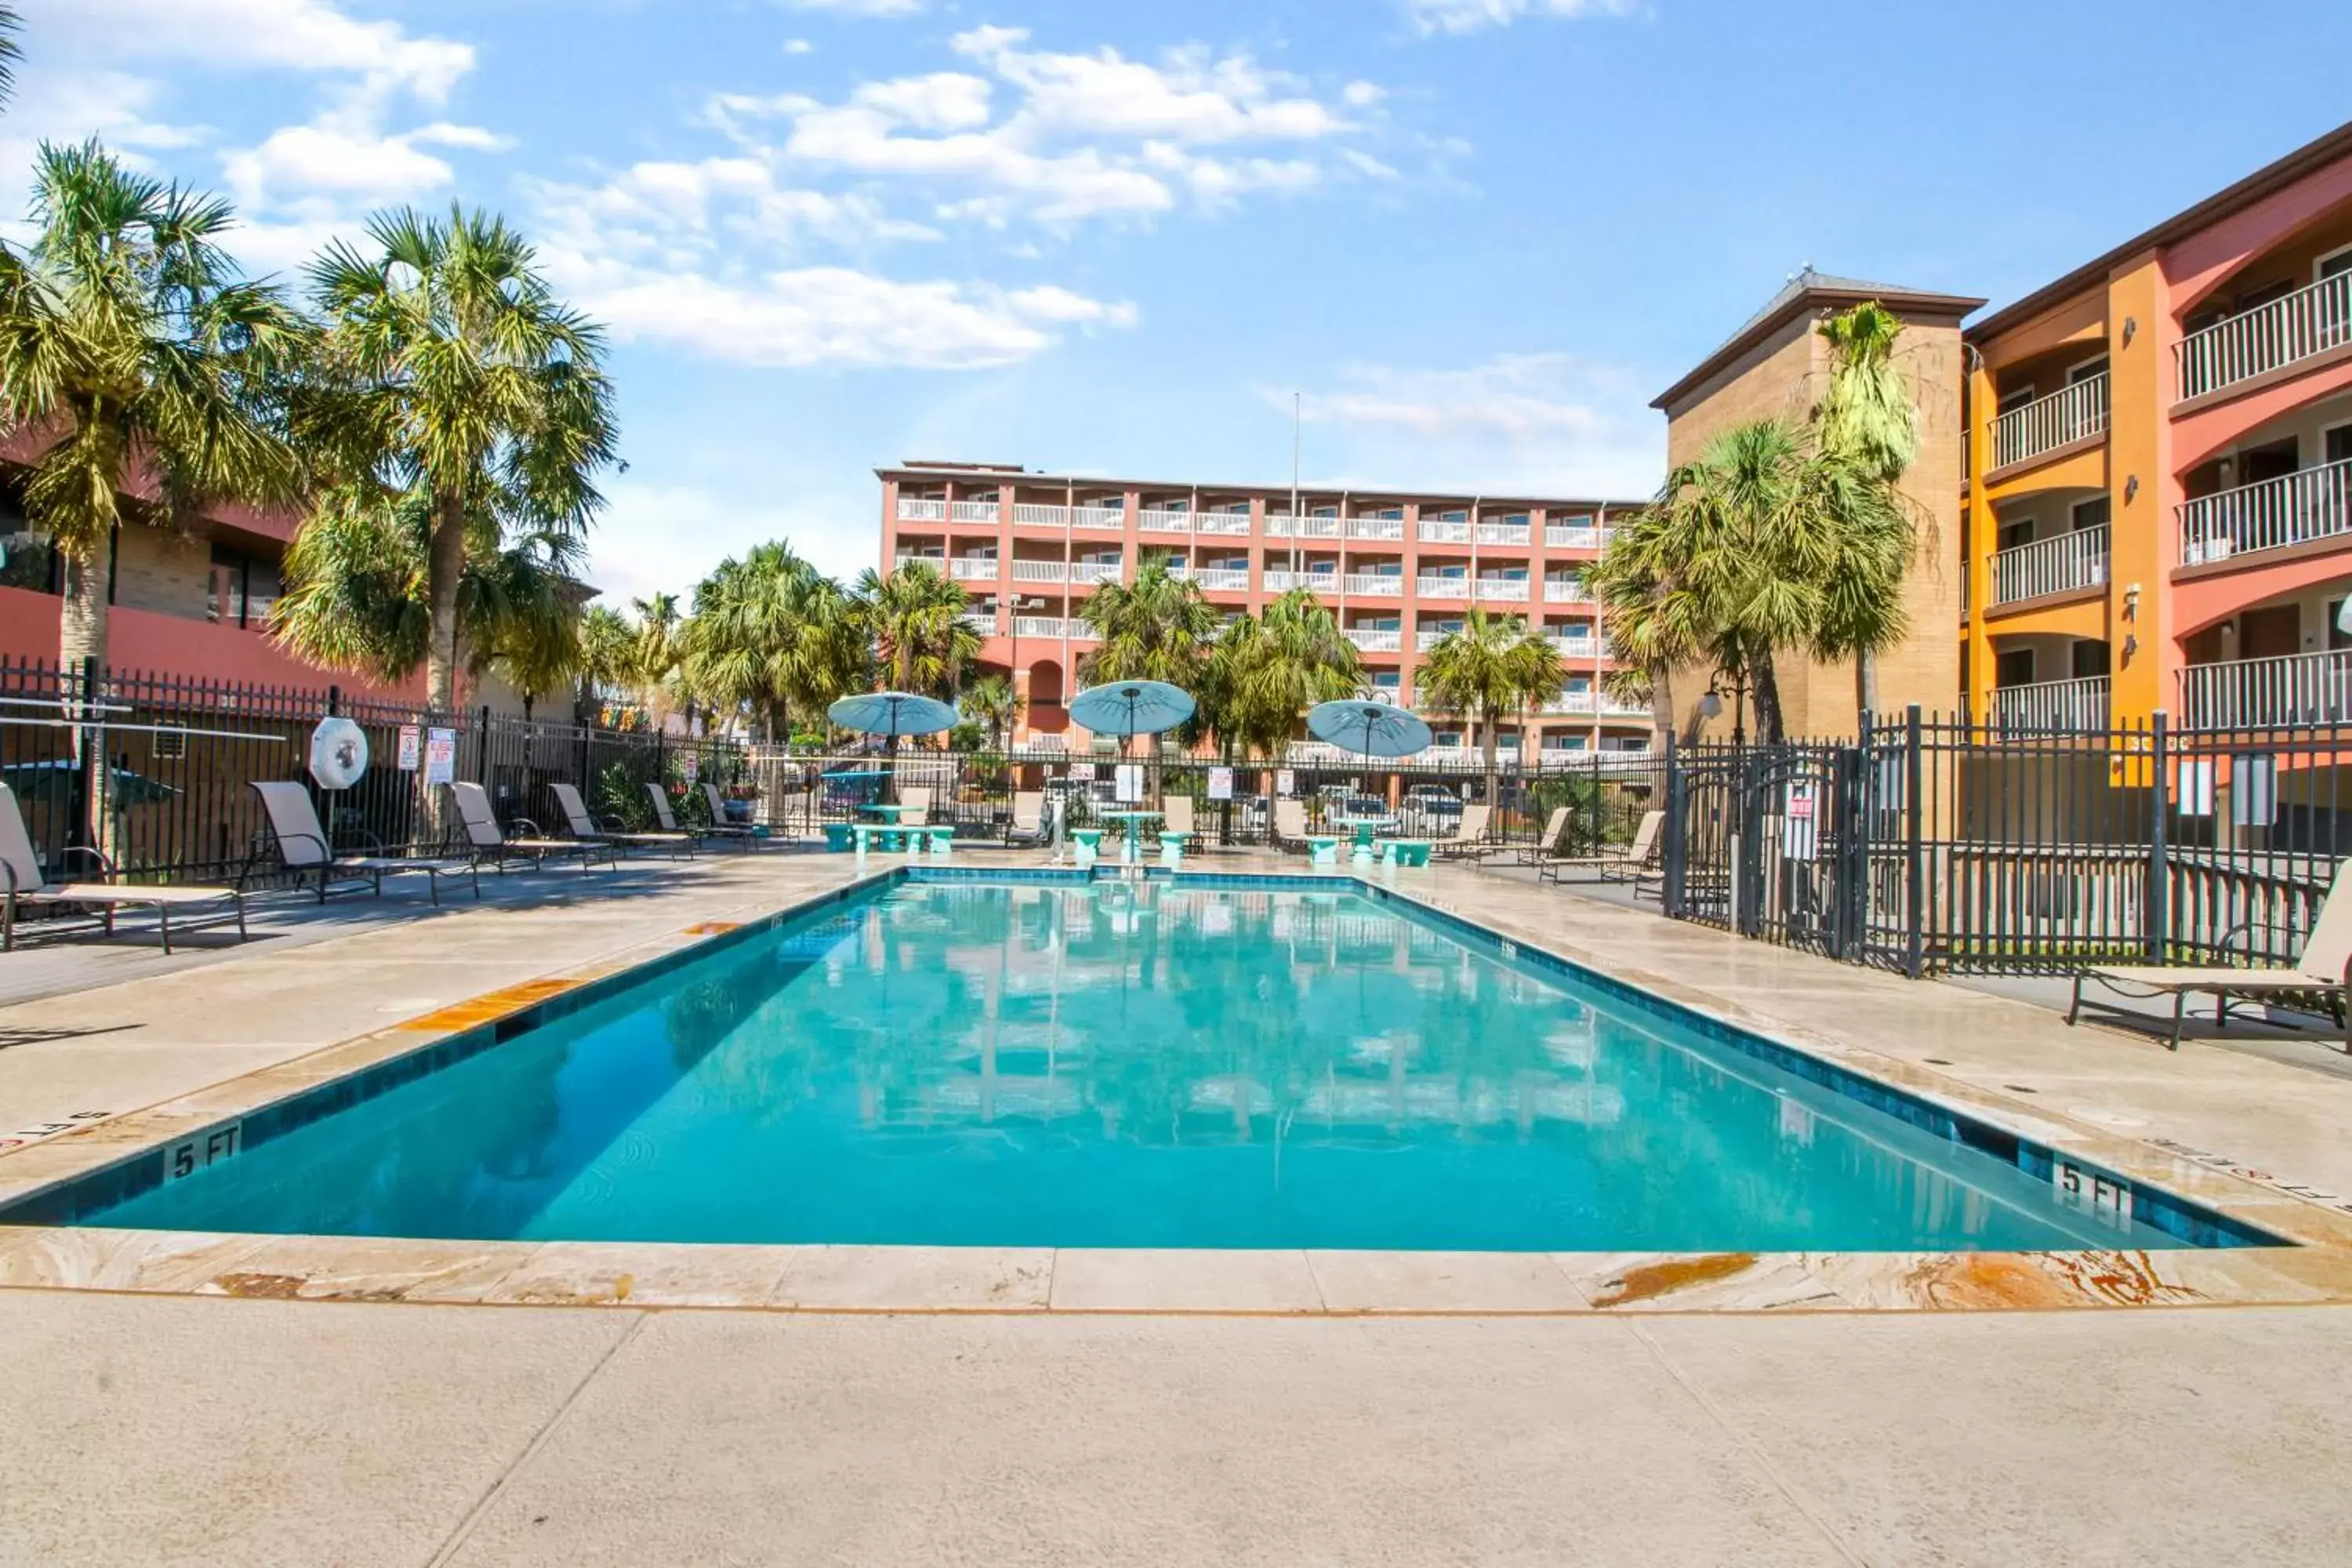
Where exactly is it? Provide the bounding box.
[1660,708,2352,978]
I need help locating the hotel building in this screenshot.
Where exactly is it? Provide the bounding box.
[1965,120,2352,735]
[875,462,1653,757]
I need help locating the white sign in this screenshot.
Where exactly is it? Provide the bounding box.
[1781,779,1818,862]
[680,751,699,785]
[396,724,422,772]
[1114,763,1145,804]
[1069,761,1097,782]
[424,727,458,786]
[1276,768,1297,797]
[1207,766,1234,801]
[307,717,369,790]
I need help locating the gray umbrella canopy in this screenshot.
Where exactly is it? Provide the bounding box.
[1306,699,1432,760]
[1069,681,1196,739]
[827,691,959,740]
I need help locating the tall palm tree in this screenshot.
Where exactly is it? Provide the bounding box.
[679,543,864,741]
[0,141,307,676]
[854,561,980,698]
[0,6,20,111]
[294,206,616,718]
[960,673,1023,750]
[1814,300,1920,718]
[1199,588,1362,758]
[1076,559,1219,687]
[575,604,638,723]
[1417,606,1563,802]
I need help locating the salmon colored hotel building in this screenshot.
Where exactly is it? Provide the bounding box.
[877,462,1653,756]
[1965,118,2352,735]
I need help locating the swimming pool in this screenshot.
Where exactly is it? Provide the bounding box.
[40,874,2267,1252]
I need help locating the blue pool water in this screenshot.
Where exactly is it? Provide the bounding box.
[81,877,2214,1251]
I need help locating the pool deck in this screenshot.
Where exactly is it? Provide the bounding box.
[5,844,2352,1563]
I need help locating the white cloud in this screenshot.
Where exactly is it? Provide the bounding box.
[1406,0,1636,34]
[782,40,815,56]
[590,480,877,605]
[1272,354,1662,495]
[20,0,474,100]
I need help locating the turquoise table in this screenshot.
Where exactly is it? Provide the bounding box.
[1098,809,1162,866]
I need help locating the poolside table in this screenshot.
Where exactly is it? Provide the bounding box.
[1069,827,1105,867]
[1098,809,1162,866]
[1329,814,1401,866]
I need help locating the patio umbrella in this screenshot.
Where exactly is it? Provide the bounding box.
[827,691,958,742]
[1307,699,1432,760]
[0,758,180,808]
[1068,680,1196,740]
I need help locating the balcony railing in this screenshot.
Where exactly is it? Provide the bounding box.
[1011,503,1064,526]
[1990,373,2107,470]
[1073,506,1126,532]
[1415,576,1470,599]
[1544,524,1601,550]
[1266,514,1341,539]
[1194,567,1250,590]
[948,557,999,581]
[1417,518,1472,544]
[1991,674,2109,732]
[2180,649,2352,729]
[1475,522,1531,546]
[1010,560,1069,583]
[2179,456,2352,565]
[1989,524,2108,606]
[1011,615,1067,637]
[1196,511,1253,535]
[891,554,945,572]
[950,499,1000,523]
[895,497,946,521]
[1344,572,1403,597]
[1262,568,1338,593]
[1137,508,1192,534]
[2176,270,2352,401]
[1414,629,1459,651]
[1345,628,1403,652]
[1346,515,1405,541]
[1543,577,1590,604]
[1545,633,1595,656]
[958,612,997,634]
[1544,691,1651,717]
[1074,559,1123,585]
[1474,578,1530,602]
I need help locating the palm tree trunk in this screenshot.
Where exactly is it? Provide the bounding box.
[1481,713,1499,806]
[1752,655,1788,746]
[425,491,467,714]
[1649,665,1675,750]
[58,532,117,862]
[1855,648,1879,726]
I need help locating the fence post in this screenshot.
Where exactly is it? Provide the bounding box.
[326,684,340,718]
[1662,735,1686,920]
[1904,704,1925,979]
[2147,709,2170,966]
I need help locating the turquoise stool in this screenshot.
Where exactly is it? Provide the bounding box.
[1305,834,1341,868]
[1382,840,1432,868]
[1159,831,1192,870]
[1071,827,1104,868]
[824,822,855,852]
[924,825,956,857]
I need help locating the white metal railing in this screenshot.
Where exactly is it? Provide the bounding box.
[1416,575,1470,598]
[1011,503,1065,526]
[1346,515,1405,541]
[1414,629,1459,651]
[958,612,997,634]
[948,557,998,580]
[2176,270,2352,401]
[1073,506,1126,531]
[892,554,945,572]
[1543,577,1590,603]
[1011,616,1067,637]
[1074,558,1123,584]
[950,499,1000,523]
[1990,373,2108,470]
[1266,514,1342,539]
[1196,510,1253,535]
[1417,518,1472,544]
[1195,567,1250,590]
[1991,674,2109,731]
[1344,572,1403,596]
[1544,524,1601,550]
[2179,456,2352,564]
[2181,648,2352,728]
[1137,508,1192,533]
[1475,577,1530,602]
[1345,628,1403,652]
[1990,524,2108,605]
[1262,568,1338,593]
[1545,633,1594,655]
[1010,560,1067,583]
[1475,521,1531,546]
[895,497,946,521]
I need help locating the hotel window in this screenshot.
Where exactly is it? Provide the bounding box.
[1996,513,2034,551]
[2325,421,2352,466]
[1994,648,2035,688]
[1995,384,2036,417]
[2071,496,2111,532]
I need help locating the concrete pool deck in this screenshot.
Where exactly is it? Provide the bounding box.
[7,845,2352,1563]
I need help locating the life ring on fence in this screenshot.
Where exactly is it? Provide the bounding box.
[309,717,370,790]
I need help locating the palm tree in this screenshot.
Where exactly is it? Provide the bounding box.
[960,673,1023,750]
[294,206,616,718]
[679,543,864,741]
[853,561,980,697]
[0,141,307,677]
[1417,607,1563,803]
[1813,301,1920,719]
[0,7,20,111]
[1076,559,1220,687]
[1199,589,1363,759]
[575,604,638,723]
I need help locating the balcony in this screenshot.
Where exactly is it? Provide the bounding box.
[1010,560,1070,583]
[1137,508,1192,534]
[1414,629,1458,652]
[1543,577,1590,604]
[1073,506,1126,532]
[1073,559,1123,585]
[1193,567,1250,591]
[2176,270,2352,403]
[1545,633,1595,656]
[1195,510,1254,535]
[1474,578,1530,603]
[950,499,1000,524]
[2180,648,2352,729]
[1989,524,2108,606]
[1991,674,2109,732]
[1475,521,1531,546]
[1415,576,1470,600]
[1990,373,2108,472]
[958,611,998,634]
[1345,628,1403,652]
[1345,515,1405,542]
[1265,514,1341,539]
[2179,456,2352,565]
[1263,568,1338,593]
[1011,503,1065,526]
[1344,573,1404,597]
[1544,524,1602,550]
[1417,518,1472,544]
[1543,691,1651,718]
[947,557,1000,581]
[891,554,946,573]
[895,497,946,521]
[1011,615,1067,637]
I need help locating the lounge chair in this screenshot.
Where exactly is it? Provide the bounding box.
[0,781,247,954]
[648,782,757,851]
[1161,794,1197,847]
[2068,859,2352,1051]
[896,786,933,829]
[1004,790,1053,848]
[1540,809,1664,886]
[249,780,479,905]
[1428,802,1494,861]
[696,781,767,848]
[1502,806,1573,868]
[1272,797,1311,853]
[448,782,618,871]
[549,782,695,860]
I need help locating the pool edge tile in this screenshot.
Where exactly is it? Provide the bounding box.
[1306,1250,1588,1313]
[1048,1248,1324,1314]
[772,1245,1052,1312]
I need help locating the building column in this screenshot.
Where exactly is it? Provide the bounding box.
[2104,250,2176,735]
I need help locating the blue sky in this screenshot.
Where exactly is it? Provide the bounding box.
[12,0,2352,605]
